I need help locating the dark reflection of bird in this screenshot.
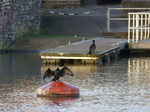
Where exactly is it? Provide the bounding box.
[43,66,74,82]
[88,40,96,54]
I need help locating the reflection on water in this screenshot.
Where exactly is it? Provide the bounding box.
[0,53,150,112]
[128,58,150,85]
[38,97,79,105]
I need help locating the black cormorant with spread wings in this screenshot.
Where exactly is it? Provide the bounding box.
[43,66,74,81]
[88,40,96,54]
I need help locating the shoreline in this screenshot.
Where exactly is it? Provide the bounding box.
[8,3,123,52]
[9,36,94,52]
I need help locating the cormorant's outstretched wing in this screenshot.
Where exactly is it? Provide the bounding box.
[60,66,74,77]
[43,68,54,79]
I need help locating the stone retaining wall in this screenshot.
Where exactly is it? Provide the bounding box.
[41,0,81,9]
[121,0,150,17]
[0,0,41,49]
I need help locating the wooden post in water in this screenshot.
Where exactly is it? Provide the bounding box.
[102,54,111,63]
[111,51,118,59]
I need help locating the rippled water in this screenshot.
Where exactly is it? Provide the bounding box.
[0,53,149,112]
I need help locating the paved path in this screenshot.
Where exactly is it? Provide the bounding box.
[41,2,127,36]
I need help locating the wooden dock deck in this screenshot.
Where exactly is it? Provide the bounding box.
[40,37,128,64]
[128,39,150,49]
[128,39,150,55]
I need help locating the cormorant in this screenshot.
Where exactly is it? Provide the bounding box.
[42,0,46,3]
[88,40,96,54]
[43,66,74,81]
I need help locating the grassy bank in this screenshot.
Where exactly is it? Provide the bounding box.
[10,34,92,51]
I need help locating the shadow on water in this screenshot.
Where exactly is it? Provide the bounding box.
[0,53,150,111]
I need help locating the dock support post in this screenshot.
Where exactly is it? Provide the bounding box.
[42,59,61,64]
[103,54,111,63]
[55,59,61,64]
[43,60,46,64]
[98,58,103,64]
[111,51,119,58]
[81,59,97,64]
[111,52,119,61]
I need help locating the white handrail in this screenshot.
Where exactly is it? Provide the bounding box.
[107,8,150,32]
[128,12,150,43]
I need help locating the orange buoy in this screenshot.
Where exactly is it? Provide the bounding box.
[37,82,79,97]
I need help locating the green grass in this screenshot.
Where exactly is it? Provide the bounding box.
[20,32,79,39]
[41,12,62,17]
[20,29,95,39]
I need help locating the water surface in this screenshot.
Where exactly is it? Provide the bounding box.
[0,53,149,112]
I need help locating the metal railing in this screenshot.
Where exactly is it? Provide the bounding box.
[128,12,150,43]
[107,8,150,32]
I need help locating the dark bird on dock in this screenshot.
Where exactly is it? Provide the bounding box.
[88,40,96,54]
[42,0,46,3]
[43,66,74,81]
